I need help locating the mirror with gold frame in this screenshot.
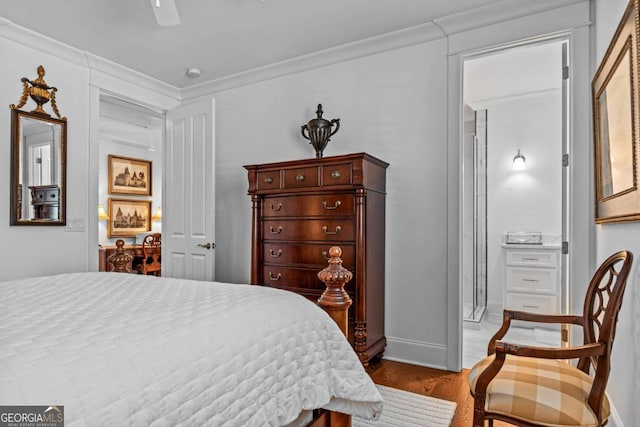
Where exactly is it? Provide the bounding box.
[9,66,67,225]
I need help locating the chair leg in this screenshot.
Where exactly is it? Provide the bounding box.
[473,397,487,427]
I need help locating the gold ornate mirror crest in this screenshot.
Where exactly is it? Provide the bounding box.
[10,65,66,120]
[9,65,67,226]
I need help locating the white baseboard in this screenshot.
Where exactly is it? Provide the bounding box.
[383,336,448,370]
[608,396,624,427]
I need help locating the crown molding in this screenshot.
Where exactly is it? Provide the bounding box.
[434,0,585,35]
[3,0,589,105]
[181,22,445,100]
[465,87,561,110]
[182,0,588,100]
[0,18,180,105]
[85,53,180,107]
[0,17,87,67]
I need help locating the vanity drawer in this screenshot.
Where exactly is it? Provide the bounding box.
[505,293,558,314]
[283,166,319,188]
[263,194,355,217]
[263,219,355,242]
[506,250,559,268]
[506,267,558,294]
[263,242,355,268]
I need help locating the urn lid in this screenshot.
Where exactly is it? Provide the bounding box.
[307,104,329,126]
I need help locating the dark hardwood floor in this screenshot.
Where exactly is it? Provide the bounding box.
[367,359,509,427]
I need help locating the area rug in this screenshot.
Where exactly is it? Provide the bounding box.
[353,384,457,426]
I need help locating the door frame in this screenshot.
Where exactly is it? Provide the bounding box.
[446,24,593,371]
[459,36,569,361]
[87,86,179,272]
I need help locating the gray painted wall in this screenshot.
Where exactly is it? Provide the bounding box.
[594,1,640,426]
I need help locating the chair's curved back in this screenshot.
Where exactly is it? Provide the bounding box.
[578,250,633,419]
[141,233,161,275]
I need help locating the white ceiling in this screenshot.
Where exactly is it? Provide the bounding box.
[0,0,503,88]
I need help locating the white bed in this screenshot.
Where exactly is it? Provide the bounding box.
[0,272,382,426]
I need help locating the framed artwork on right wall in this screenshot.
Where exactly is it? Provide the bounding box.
[592,0,640,223]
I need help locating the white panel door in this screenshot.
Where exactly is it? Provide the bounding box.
[164,99,215,280]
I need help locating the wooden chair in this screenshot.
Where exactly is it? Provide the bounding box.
[133,233,161,276]
[469,250,633,427]
[106,239,134,273]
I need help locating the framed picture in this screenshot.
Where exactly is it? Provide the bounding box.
[592,0,640,223]
[108,155,152,196]
[108,198,151,237]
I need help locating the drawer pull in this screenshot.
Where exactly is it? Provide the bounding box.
[270,203,282,211]
[522,304,540,309]
[321,251,330,260]
[522,278,539,283]
[296,174,305,182]
[322,201,342,210]
[331,170,341,179]
[522,257,540,262]
[264,177,274,184]
[269,226,283,234]
[269,249,283,258]
[322,226,342,235]
[268,272,282,281]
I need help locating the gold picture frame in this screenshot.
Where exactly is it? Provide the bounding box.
[108,155,152,196]
[107,198,151,238]
[592,0,640,223]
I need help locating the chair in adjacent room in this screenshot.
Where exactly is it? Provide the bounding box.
[469,250,633,427]
[133,233,161,276]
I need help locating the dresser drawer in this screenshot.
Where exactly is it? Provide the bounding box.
[322,163,352,185]
[506,267,558,294]
[263,194,355,217]
[256,170,281,191]
[505,250,559,268]
[33,187,60,202]
[283,166,319,188]
[505,293,558,314]
[263,219,355,241]
[263,265,355,293]
[263,242,355,268]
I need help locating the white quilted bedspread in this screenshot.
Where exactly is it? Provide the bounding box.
[0,273,382,426]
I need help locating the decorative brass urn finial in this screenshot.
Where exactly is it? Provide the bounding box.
[301,104,340,158]
[10,65,66,120]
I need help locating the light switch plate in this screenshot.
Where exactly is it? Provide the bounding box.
[65,218,85,232]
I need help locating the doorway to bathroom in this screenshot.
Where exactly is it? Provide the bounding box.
[461,38,569,368]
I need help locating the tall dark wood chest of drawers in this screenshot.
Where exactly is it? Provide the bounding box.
[245,152,388,365]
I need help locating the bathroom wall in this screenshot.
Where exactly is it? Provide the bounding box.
[485,91,563,316]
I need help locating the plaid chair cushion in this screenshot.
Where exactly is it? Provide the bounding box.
[468,355,609,427]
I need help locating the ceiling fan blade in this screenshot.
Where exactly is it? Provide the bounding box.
[149,0,180,26]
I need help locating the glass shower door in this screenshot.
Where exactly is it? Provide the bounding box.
[463,109,488,323]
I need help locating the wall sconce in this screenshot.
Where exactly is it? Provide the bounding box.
[98,204,109,220]
[513,149,526,171]
[151,207,162,222]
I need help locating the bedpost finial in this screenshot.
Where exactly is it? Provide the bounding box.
[317,246,352,337]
